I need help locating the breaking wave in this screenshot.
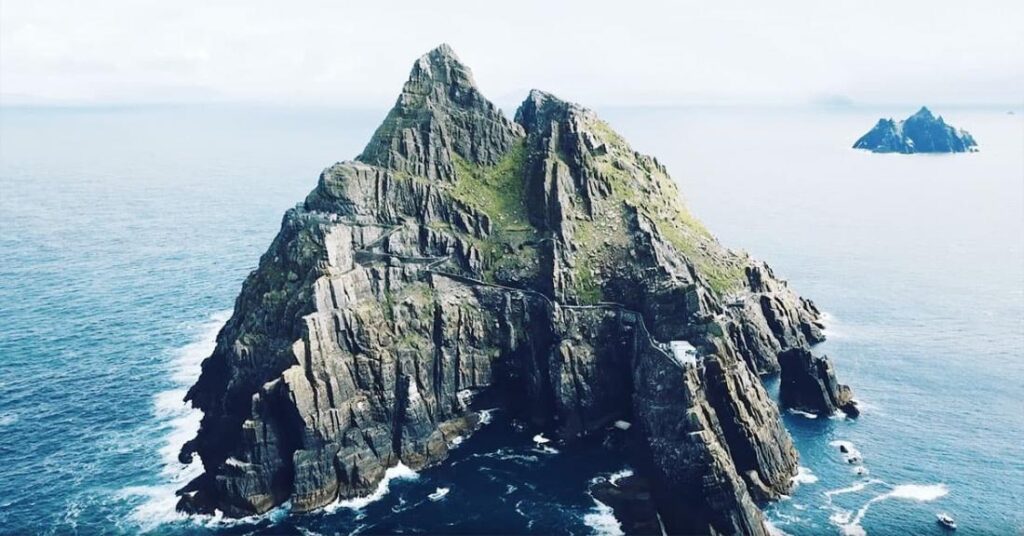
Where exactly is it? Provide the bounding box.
[582,497,624,536]
[120,311,230,532]
[609,468,634,486]
[325,463,419,511]
[791,466,818,487]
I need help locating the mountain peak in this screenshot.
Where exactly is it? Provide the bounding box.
[910,106,934,120]
[407,43,476,93]
[356,45,522,180]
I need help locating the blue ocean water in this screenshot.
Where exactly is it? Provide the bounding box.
[1,104,1021,535]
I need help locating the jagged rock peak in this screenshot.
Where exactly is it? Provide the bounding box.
[910,106,935,120]
[853,106,977,154]
[357,44,524,180]
[407,43,477,98]
[514,89,594,133]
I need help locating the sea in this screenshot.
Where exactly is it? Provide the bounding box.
[1,103,1021,535]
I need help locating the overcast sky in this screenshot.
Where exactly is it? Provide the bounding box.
[2,0,1022,108]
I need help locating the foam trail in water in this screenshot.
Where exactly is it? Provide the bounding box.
[324,463,419,511]
[825,479,883,499]
[120,311,230,532]
[838,483,949,535]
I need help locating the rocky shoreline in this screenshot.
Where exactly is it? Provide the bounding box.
[177,44,853,535]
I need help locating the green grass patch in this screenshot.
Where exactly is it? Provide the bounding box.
[451,141,531,229]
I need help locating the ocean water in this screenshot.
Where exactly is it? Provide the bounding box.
[1,104,1021,535]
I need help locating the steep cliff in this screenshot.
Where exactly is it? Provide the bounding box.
[853,106,978,153]
[178,44,842,535]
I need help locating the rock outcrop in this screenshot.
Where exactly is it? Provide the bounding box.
[853,106,978,153]
[590,474,662,535]
[177,45,846,535]
[778,348,858,417]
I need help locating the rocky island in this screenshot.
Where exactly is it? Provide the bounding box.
[853,106,978,153]
[177,44,855,535]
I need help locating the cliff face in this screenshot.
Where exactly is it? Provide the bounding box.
[853,107,978,153]
[178,45,839,535]
[779,348,859,417]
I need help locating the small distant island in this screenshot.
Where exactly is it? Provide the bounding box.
[853,107,978,153]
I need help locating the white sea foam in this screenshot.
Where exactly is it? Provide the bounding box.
[787,409,819,419]
[829,510,853,525]
[791,466,818,487]
[121,311,230,532]
[836,483,949,535]
[583,498,624,536]
[819,311,847,340]
[533,433,551,444]
[478,408,496,424]
[609,468,634,486]
[324,463,419,511]
[513,499,536,530]
[0,412,19,427]
[888,484,948,501]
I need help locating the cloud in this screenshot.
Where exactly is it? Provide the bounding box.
[1,0,1021,106]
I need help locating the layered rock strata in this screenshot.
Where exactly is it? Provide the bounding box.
[177,44,847,535]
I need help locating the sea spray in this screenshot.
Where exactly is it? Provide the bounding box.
[583,497,625,536]
[121,311,230,532]
[791,466,819,487]
[324,463,419,511]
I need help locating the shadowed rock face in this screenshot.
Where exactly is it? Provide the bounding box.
[853,107,978,153]
[778,348,859,418]
[177,45,843,535]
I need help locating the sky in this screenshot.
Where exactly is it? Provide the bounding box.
[1,0,1022,109]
